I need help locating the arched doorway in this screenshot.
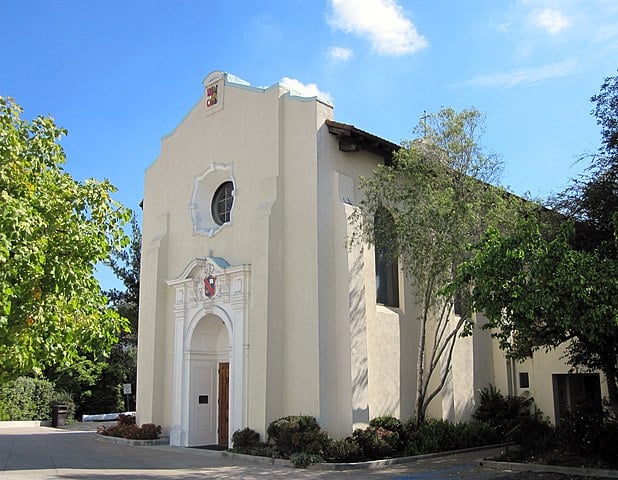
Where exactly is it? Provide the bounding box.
[166,257,250,447]
[188,313,231,446]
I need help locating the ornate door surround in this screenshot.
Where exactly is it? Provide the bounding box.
[166,257,250,446]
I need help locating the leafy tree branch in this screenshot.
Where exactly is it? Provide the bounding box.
[0,97,130,381]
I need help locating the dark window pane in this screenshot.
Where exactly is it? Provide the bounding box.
[374,207,399,308]
[212,181,234,226]
[519,372,530,389]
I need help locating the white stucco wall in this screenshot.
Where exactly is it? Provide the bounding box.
[138,72,344,441]
[491,340,609,425]
[315,130,420,433]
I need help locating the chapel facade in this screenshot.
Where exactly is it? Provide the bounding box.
[136,71,606,447]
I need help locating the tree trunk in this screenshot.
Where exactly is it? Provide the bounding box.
[416,312,428,425]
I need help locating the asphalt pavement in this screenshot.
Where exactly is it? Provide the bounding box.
[0,424,593,480]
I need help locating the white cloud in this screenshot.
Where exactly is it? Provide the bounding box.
[327,0,427,55]
[328,46,354,61]
[279,77,333,104]
[532,8,569,34]
[492,19,512,32]
[464,60,579,89]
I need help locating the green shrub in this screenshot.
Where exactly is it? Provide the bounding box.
[405,418,454,454]
[558,403,604,457]
[353,418,498,461]
[369,415,404,432]
[290,452,324,468]
[266,415,330,458]
[403,418,501,456]
[0,376,56,420]
[267,415,320,442]
[513,414,555,454]
[473,384,556,455]
[473,384,534,437]
[324,437,364,463]
[238,443,282,458]
[450,420,501,449]
[353,426,400,459]
[369,416,406,449]
[599,421,618,467]
[232,428,260,449]
[230,427,283,458]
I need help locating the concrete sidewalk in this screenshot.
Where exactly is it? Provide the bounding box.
[0,425,586,479]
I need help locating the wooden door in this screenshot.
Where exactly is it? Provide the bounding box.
[218,362,229,446]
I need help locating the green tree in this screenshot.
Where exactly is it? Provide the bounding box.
[46,213,140,415]
[457,218,618,415]
[105,212,140,409]
[46,357,107,418]
[106,212,141,346]
[458,72,618,417]
[0,97,130,381]
[355,107,522,423]
[553,70,618,255]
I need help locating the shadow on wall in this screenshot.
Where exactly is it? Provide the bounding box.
[348,242,370,427]
[456,396,475,421]
[348,241,401,425]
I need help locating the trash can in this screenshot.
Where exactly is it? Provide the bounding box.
[52,404,68,427]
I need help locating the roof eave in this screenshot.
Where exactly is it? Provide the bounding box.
[325,119,399,165]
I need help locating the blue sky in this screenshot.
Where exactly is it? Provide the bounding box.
[2,0,617,289]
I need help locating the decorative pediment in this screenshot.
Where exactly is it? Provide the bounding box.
[166,256,249,308]
[168,256,230,284]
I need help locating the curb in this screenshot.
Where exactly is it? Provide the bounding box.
[146,444,294,467]
[308,443,511,471]
[0,420,52,429]
[147,442,508,470]
[480,460,618,479]
[222,451,292,467]
[95,434,170,446]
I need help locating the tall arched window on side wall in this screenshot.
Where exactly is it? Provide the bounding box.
[374,207,399,308]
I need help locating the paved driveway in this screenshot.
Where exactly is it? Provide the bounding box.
[0,426,583,479]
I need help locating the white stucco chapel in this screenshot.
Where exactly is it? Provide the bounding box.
[136,71,606,447]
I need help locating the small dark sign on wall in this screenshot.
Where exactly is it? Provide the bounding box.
[198,395,209,404]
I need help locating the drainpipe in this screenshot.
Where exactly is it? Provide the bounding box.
[506,357,516,397]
